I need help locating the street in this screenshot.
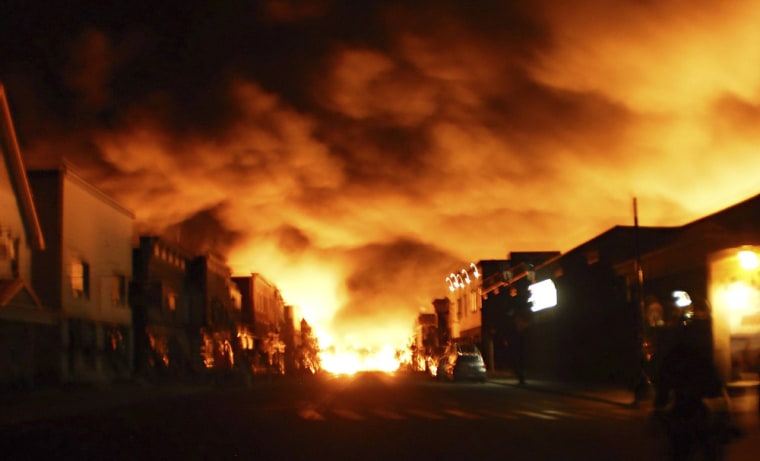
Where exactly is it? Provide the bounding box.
[1,372,757,460]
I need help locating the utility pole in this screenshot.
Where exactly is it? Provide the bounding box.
[632,197,648,404]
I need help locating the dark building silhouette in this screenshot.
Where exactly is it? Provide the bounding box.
[188,254,241,370]
[480,253,560,375]
[130,236,199,376]
[232,273,285,374]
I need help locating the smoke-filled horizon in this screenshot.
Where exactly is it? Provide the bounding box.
[3,0,760,349]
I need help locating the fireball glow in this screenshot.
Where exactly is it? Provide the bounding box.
[6,1,760,367]
[320,345,401,375]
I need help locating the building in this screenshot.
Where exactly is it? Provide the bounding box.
[282,303,301,374]
[187,254,241,370]
[502,194,760,389]
[514,228,674,384]
[432,297,451,346]
[615,194,760,384]
[0,84,58,388]
[232,273,285,374]
[480,253,560,374]
[445,262,483,347]
[28,165,134,383]
[411,310,438,371]
[130,236,199,376]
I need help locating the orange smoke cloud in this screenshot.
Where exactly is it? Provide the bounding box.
[5,0,760,352]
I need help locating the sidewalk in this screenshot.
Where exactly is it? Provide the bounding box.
[487,371,760,461]
[487,371,639,407]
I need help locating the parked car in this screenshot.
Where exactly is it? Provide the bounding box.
[435,342,487,382]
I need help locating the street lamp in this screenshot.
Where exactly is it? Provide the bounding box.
[738,249,759,271]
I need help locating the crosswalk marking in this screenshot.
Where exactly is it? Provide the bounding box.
[296,406,630,422]
[514,410,559,420]
[543,409,583,418]
[443,409,481,419]
[407,408,445,420]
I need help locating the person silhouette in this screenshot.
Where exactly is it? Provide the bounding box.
[652,319,741,460]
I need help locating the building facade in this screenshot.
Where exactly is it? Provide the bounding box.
[188,254,242,370]
[480,253,560,375]
[411,311,439,372]
[130,236,201,376]
[615,195,760,385]
[29,166,134,383]
[232,273,285,374]
[0,84,58,389]
[499,196,760,390]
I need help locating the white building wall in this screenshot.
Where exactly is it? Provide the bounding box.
[0,156,31,281]
[60,172,133,326]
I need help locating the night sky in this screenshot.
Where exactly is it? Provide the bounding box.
[3,0,760,348]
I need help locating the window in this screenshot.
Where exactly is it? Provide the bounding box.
[71,260,90,299]
[0,229,14,260]
[469,290,479,313]
[0,229,19,278]
[230,286,242,311]
[165,289,177,312]
[111,275,127,307]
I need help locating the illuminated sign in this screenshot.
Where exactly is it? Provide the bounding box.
[672,290,692,308]
[528,279,557,312]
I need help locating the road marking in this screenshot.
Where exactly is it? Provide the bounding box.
[332,409,365,420]
[515,410,559,420]
[372,408,405,420]
[407,408,445,420]
[444,409,481,419]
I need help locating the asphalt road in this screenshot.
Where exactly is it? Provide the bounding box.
[0,372,756,460]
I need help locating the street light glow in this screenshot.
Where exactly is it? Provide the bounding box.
[738,250,759,270]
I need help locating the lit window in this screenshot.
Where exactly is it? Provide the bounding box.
[166,289,177,312]
[529,279,558,312]
[230,285,242,310]
[0,230,19,278]
[111,275,127,307]
[71,260,90,299]
[0,230,14,260]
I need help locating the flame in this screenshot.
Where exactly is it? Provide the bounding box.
[319,344,402,375]
[229,248,348,329]
[229,244,418,376]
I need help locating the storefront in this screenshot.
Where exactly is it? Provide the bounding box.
[709,246,760,382]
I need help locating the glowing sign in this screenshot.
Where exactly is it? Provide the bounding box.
[528,279,557,312]
[672,290,692,308]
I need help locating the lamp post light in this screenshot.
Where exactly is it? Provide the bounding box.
[708,246,760,383]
